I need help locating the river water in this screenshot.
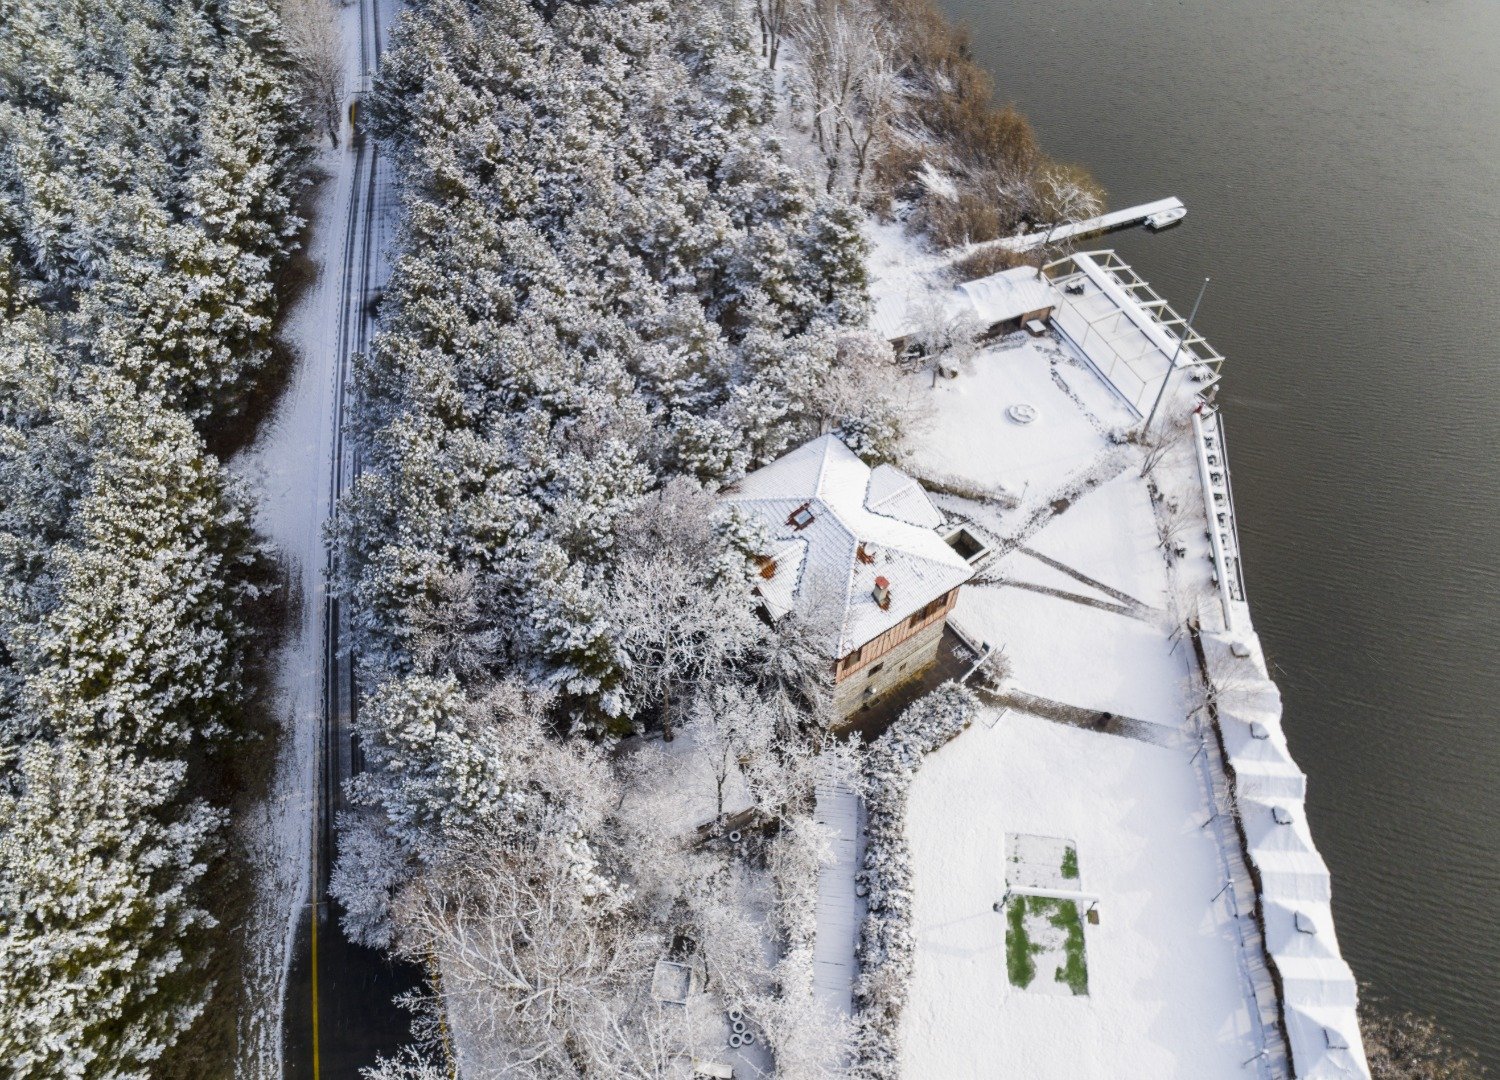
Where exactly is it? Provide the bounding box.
[936,0,1500,1063]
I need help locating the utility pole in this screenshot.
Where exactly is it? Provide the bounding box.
[1143,276,1210,434]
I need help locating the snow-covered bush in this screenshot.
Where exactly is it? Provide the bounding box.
[852,682,981,1079]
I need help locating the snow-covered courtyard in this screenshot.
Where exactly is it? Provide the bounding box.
[900,712,1263,1077]
[892,330,1271,1077]
[905,333,1131,507]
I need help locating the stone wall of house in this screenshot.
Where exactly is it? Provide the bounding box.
[834,619,948,717]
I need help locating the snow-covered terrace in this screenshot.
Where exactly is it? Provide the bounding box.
[864,218,1367,1077]
[1202,629,1370,1079]
[1043,250,1225,418]
[893,334,1286,1078]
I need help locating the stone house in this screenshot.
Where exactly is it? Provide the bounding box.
[722,435,980,719]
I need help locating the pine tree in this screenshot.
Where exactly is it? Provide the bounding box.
[0,740,221,1080]
[28,375,257,750]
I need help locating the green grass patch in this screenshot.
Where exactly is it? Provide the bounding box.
[1006,896,1037,988]
[1006,895,1089,995]
[1060,845,1079,880]
[1047,900,1089,995]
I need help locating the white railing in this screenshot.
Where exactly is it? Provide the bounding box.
[1193,408,1248,630]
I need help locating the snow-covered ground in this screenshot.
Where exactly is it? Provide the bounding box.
[956,470,1192,729]
[887,310,1281,1077]
[962,581,1190,727]
[906,336,1122,504]
[229,0,393,1071]
[865,216,952,340]
[900,711,1263,1078]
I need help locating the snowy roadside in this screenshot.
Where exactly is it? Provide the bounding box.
[228,0,373,1069]
[229,137,352,1079]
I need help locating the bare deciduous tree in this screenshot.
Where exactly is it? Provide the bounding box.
[1030,162,1106,267]
[748,608,839,727]
[1153,493,1196,555]
[1138,412,1193,477]
[811,328,932,459]
[756,0,801,69]
[839,42,906,201]
[794,0,902,199]
[681,685,777,825]
[280,0,346,147]
[391,841,712,1079]
[607,549,765,741]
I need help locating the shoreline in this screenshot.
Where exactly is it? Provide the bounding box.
[854,210,1371,1073]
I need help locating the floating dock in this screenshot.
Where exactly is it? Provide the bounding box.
[992,196,1186,253]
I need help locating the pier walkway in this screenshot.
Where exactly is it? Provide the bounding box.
[981,197,1186,254]
[1194,407,1249,631]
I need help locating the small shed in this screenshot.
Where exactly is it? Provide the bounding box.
[954,266,1058,337]
[871,267,1060,352]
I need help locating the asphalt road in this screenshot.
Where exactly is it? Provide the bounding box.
[282,0,423,1074]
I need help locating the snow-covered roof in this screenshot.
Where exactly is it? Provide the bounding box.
[870,267,1061,342]
[954,267,1058,327]
[723,436,973,658]
[865,463,946,529]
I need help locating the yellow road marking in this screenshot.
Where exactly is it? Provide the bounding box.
[311,897,322,1080]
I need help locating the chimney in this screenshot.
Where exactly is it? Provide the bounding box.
[872,576,891,610]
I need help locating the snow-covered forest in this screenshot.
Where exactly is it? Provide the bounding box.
[0,0,1111,1070]
[0,0,315,1075]
[327,0,920,1072]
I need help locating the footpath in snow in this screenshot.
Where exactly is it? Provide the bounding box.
[811,780,863,1020]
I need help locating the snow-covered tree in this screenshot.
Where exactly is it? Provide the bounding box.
[1030,162,1106,261]
[388,838,704,1080]
[0,740,221,1080]
[326,0,911,1072]
[280,0,347,147]
[0,0,311,1070]
[606,547,766,740]
[79,198,276,419]
[26,375,258,750]
[335,674,617,945]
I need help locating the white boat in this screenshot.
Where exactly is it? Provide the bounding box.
[1144,206,1187,231]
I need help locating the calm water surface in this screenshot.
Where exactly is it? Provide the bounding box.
[937,0,1500,1062]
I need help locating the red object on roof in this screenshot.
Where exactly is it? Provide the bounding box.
[875,575,890,588]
